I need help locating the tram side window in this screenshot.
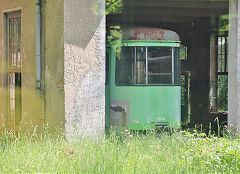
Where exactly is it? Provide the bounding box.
[116,47,135,85]
[148,47,172,84]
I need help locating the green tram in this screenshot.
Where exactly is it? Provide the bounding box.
[106,27,181,130]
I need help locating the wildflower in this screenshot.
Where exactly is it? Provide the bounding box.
[217,161,223,167]
[167,148,172,153]
[212,137,218,141]
[219,143,224,148]
[120,132,123,134]
[125,129,128,132]
[223,125,227,128]
[65,146,74,156]
[200,149,205,155]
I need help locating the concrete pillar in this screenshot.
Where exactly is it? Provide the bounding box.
[64,0,105,137]
[228,0,240,130]
[190,23,211,124]
[209,17,218,113]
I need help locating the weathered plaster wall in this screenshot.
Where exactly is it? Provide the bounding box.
[0,0,44,130]
[0,0,65,131]
[64,0,105,136]
[44,0,65,130]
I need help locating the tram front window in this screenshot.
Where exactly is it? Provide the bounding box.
[116,47,135,85]
[116,46,180,86]
[148,47,172,84]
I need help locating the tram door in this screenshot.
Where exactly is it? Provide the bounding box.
[181,72,190,123]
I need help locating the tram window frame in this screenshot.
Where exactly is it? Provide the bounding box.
[147,47,174,85]
[115,46,180,86]
[115,47,135,86]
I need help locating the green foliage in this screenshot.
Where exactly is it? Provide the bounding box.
[218,75,228,112]
[180,45,187,60]
[107,25,122,45]
[218,15,229,35]
[106,0,123,15]
[106,0,123,47]
[107,25,123,58]
[0,128,239,173]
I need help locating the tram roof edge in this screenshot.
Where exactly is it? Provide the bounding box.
[122,27,180,42]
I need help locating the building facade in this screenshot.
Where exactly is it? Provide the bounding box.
[0,0,105,135]
[0,0,65,132]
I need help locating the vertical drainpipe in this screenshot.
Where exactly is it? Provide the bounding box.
[36,0,41,97]
[42,0,46,124]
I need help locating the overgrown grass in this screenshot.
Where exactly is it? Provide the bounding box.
[0,128,239,173]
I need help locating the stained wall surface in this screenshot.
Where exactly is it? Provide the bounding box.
[44,0,65,130]
[0,0,44,130]
[64,0,105,136]
[0,0,64,131]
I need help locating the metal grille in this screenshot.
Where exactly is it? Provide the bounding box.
[217,36,228,75]
[6,11,22,126]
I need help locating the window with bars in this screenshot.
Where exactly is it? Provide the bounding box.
[6,11,22,126]
[217,35,228,112]
[217,36,228,75]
